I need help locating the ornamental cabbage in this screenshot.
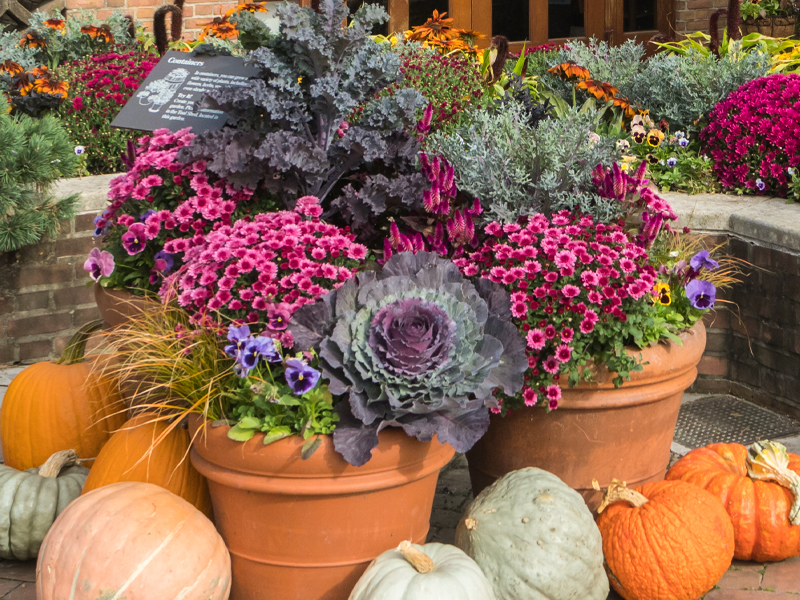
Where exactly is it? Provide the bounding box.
[291,251,527,466]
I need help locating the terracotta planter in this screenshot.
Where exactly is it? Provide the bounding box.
[741,15,797,38]
[93,283,152,327]
[466,322,706,512]
[189,417,455,600]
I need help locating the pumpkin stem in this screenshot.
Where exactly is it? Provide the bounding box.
[398,541,435,574]
[38,450,79,477]
[747,441,800,526]
[594,478,649,513]
[55,320,104,365]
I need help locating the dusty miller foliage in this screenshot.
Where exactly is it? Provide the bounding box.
[181,0,428,234]
[429,102,620,224]
[625,49,771,132]
[558,39,771,132]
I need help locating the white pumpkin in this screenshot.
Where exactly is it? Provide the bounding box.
[455,467,608,600]
[349,541,496,600]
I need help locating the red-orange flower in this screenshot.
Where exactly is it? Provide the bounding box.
[613,96,636,118]
[33,76,69,98]
[30,66,49,77]
[0,60,23,75]
[408,10,457,41]
[82,24,114,43]
[547,61,591,81]
[13,77,33,96]
[200,18,238,40]
[44,18,66,30]
[19,32,46,49]
[576,79,619,101]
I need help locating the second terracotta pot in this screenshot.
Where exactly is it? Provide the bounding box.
[93,282,152,328]
[466,322,706,511]
[189,417,454,600]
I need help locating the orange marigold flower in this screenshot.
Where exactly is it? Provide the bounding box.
[44,18,66,30]
[33,76,69,98]
[81,24,114,43]
[14,78,33,96]
[31,65,49,77]
[0,60,23,75]
[547,61,591,81]
[80,24,99,36]
[19,32,46,49]
[576,79,619,100]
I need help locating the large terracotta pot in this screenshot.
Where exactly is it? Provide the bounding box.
[466,322,706,512]
[189,417,455,600]
[93,282,152,327]
[741,14,797,37]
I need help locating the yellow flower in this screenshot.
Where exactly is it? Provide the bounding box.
[647,129,665,147]
[297,77,303,84]
[653,283,671,306]
[389,35,398,46]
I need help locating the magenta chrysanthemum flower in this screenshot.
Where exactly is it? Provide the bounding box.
[543,356,560,374]
[555,344,572,363]
[526,328,546,350]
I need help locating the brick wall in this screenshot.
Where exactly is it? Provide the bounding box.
[66,0,241,37]
[691,234,800,420]
[674,0,728,36]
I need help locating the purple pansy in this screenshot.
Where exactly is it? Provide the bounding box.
[154,250,174,275]
[121,223,147,255]
[686,279,716,309]
[93,214,108,237]
[224,324,251,358]
[139,209,157,222]
[284,359,320,395]
[83,248,115,281]
[239,337,280,372]
[267,303,292,331]
[689,250,719,272]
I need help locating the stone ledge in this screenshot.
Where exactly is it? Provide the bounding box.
[664,192,800,254]
[53,173,120,215]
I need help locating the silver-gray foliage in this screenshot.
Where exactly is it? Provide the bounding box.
[429,102,619,224]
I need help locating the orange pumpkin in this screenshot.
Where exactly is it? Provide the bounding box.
[595,479,734,600]
[667,441,800,562]
[82,412,213,519]
[36,482,230,600]
[0,320,127,470]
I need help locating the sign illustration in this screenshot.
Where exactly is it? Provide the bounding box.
[111,51,260,134]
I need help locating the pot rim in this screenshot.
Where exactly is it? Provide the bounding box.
[188,415,455,495]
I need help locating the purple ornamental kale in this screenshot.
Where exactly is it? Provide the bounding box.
[686,279,716,309]
[368,298,456,377]
[284,359,321,395]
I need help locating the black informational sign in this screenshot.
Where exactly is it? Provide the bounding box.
[111,51,259,133]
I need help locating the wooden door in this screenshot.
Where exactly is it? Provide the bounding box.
[383,0,674,49]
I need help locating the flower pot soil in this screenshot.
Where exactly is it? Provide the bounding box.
[93,283,152,328]
[466,322,706,512]
[188,416,455,600]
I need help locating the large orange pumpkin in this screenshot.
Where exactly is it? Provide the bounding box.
[82,412,213,519]
[595,479,734,600]
[36,482,231,600]
[667,440,800,562]
[0,320,127,470]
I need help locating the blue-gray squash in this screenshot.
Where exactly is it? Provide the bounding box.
[349,541,496,600]
[0,449,88,560]
[455,467,608,600]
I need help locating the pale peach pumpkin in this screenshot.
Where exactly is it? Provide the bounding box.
[36,482,230,600]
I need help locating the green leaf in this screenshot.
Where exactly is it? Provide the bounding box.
[228,424,257,442]
[277,394,301,406]
[301,436,322,460]
[238,416,262,430]
[263,426,292,445]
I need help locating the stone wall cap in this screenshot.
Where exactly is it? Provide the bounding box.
[54,173,121,215]
[664,191,800,253]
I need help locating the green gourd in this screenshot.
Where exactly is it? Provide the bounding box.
[0,450,88,560]
[349,541,497,600]
[455,467,608,600]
